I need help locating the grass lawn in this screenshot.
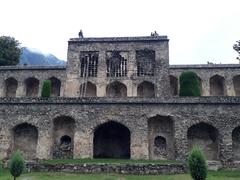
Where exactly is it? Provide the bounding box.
[2,170,240,180]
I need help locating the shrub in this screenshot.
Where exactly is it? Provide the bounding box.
[0,159,2,176]
[41,80,51,97]
[188,147,207,180]
[179,71,201,96]
[9,150,25,180]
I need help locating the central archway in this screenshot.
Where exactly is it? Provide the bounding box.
[93,121,130,159]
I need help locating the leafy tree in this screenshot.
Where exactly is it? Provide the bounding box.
[9,150,25,180]
[233,40,240,62]
[188,147,207,180]
[41,80,51,97]
[0,159,3,176]
[0,36,22,66]
[179,71,201,96]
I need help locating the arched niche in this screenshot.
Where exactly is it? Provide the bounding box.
[169,75,178,96]
[137,81,155,97]
[49,77,61,97]
[80,81,97,97]
[233,75,240,96]
[25,77,39,97]
[210,75,226,96]
[106,81,127,98]
[4,77,18,97]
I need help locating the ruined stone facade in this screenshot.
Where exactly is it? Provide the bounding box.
[0,35,240,168]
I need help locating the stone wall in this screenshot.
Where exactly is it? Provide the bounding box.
[0,97,239,168]
[26,162,187,175]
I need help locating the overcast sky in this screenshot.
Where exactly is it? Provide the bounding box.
[0,0,240,64]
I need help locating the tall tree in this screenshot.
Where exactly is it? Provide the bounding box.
[233,40,240,62]
[0,36,22,66]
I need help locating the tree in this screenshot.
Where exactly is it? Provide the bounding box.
[0,36,22,66]
[41,80,51,97]
[188,147,207,180]
[179,71,201,96]
[233,40,240,63]
[0,159,3,176]
[9,150,25,180]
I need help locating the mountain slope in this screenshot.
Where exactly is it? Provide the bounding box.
[20,47,66,65]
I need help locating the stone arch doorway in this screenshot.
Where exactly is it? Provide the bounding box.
[93,121,130,159]
[13,123,38,159]
[25,77,39,97]
[187,122,219,160]
[4,77,18,97]
[210,75,226,96]
[233,75,240,96]
[137,81,155,97]
[169,75,178,96]
[80,81,97,97]
[106,81,127,97]
[49,77,61,97]
[148,115,175,160]
[52,116,75,159]
[232,126,240,160]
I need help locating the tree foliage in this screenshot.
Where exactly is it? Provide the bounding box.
[188,147,207,180]
[179,71,201,96]
[41,80,51,97]
[0,36,22,66]
[233,40,240,61]
[0,159,3,176]
[9,150,25,180]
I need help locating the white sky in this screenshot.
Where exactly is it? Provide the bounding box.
[0,0,240,64]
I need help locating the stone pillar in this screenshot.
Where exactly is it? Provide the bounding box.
[36,130,52,159]
[226,76,235,96]
[132,83,138,97]
[74,130,91,159]
[0,129,11,159]
[220,131,233,167]
[64,74,80,97]
[202,77,210,96]
[155,41,170,98]
[97,51,107,97]
[131,129,148,159]
[38,80,44,97]
[60,80,65,97]
[16,81,25,97]
[0,80,5,97]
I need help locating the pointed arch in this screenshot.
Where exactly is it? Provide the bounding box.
[25,77,39,97]
[210,75,226,96]
[93,121,130,159]
[232,126,240,160]
[13,123,38,159]
[49,77,61,97]
[233,75,240,96]
[187,122,219,160]
[4,77,18,97]
[137,81,155,97]
[169,75,178,96]
[80,81,97,97]
[52,116,75,159]
[106,81,127,97]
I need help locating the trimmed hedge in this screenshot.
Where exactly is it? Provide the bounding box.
[188,147,207,180]
[41,80,51,97]
[179,71,201,96]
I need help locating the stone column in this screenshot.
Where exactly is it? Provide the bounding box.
[97,51,107,97]
[64,74,80,97]
[73,130,91,159]
[0,80,5,97]
[226,76,235,96]
[131,129,148,159]
[201,77,210,96]
[0,129,11,159]
[155,42,170,98]
[38,80,44,97]
[220,131,233,167]
[16,81,25,97]
[36,130,52,159]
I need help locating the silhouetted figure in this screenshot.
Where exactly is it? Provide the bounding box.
[78,30,84,38]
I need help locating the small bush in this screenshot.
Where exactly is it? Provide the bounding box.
[0,159,3,176]
[188,147,207,180]
[41,80,51,97]
[179,71,201,96]
[9,150,25,180]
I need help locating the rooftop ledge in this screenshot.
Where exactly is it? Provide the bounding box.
[69,36,169,43]
[0,96,239,105]
[0,65,66,71]
[170,64,240,69]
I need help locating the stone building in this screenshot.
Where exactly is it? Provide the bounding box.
[0,34,240,168]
